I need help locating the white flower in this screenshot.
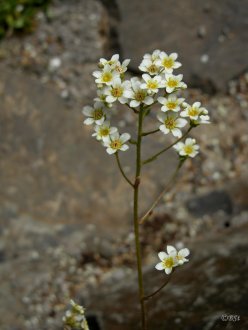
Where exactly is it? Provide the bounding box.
[176,248,190,265]
[164,74,186,93]
[99,54,119,68]
[83,102,106,125]
[181,102,208,120]
[63,300,89,330]
[94,87,112,107]
[113,59,130,74]
[93,64,119,85]
[197,114,210,124]
[141,74,163,93]
[143,49,162,62]
[92,121,117,141]
[105,78,130,104]
[155,245,178,274]
[103,132,131,154]
[155,245,190,274]
[158,95,185,112]
[124,77,153,107]
[157,112,187,137]
[155,52,181,73]
[174,138,200,158]
[139,58,160,75]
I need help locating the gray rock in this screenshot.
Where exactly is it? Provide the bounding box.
[116,0,248,92]
[87,224,248,329]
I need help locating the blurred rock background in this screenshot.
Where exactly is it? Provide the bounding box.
[0,0,248,329]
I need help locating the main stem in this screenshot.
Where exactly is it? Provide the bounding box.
[133,107,147,330]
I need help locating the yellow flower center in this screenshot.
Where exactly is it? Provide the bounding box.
[100,127,110,137]
[164,117,176,129]
[110,139,122,150]
[148,64,158,74]
[102,72,112,83]
[93,109,103,120]
[147,80,158,89]
[183,145,193,155]
[115,65,123,73]
[162,257,174,268]
[135,91,146,101]
[167,78,178,88]
[162,58,174,68]
[166,101,177,110]
[111,87,123,98]
[188,107,200,117]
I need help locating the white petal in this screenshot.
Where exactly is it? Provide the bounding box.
[160,125,170,134]
[165,268,172,274]
[171,128,182,137]
[106,95,116,103]
[179,248,190,257]
[158,251,167,261]
[82,106,93,116]
[155,262,164,270]
[176,118,187,128]
[120,133,131,143]
[130,100,140,107]
[157,97,166,105]
[106,147,116,155]
[167,245,177,255]
[84,118,94,125]
[143,96,153,105]
[120,144,129,151]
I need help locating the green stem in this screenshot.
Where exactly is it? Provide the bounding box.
[142,128,160,136]
[133,106,147,330]
[115,153,134,187]
[142,127,192,165]
[142,276,171,301]
[139,160,185,224]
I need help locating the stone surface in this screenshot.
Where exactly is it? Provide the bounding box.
[87,224,248,330]
[117,0,248,92]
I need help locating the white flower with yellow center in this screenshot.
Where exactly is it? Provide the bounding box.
[181,102,208,120]
[164,74,186,93]
[124,77,153,107]
[156,52,181,73]
[103,132,131,154]
[93,64,118,86]
[99,54,119,68]
[158,95,185,113]
[105,78,130,104]
[92,121,117,141]
[141,74,163,93]
[113,59,130,74]
[83,102,106,125]
[155,246,178,274]
[157,112,187,137]
[139,58,161,75]
[174,138,200,158]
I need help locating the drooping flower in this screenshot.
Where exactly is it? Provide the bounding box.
[157,112,187,137]
[105,78,130,104]
[93,64,119,85]
[176,248,190,265]
[143,49,162,62]
[83,102,106,125]
[124,77,153,107]
[158,95,185,113]
[103,132,131,154]
[156,52,181,73]
[141,74,163,93]
[173,138,200,158]
[99,54,120,68]
[164,74,186,93]
[113,59,130,74]
[92,121,117,141]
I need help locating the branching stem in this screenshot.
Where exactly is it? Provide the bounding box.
[115,153,134,187]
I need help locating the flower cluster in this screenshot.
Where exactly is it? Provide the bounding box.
[63,300,89,330]
[155,245,190,275]
[82,50,210,157]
